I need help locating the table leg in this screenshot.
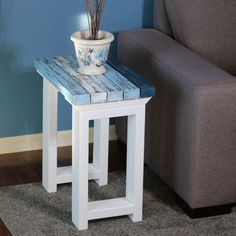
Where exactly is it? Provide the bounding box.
[93,118,109,186]
[42,79,58,193]
[72,107,89,230]
[126,106,146,222]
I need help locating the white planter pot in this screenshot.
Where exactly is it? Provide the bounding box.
[71,31,114,75]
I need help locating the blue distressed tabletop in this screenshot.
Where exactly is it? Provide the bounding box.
[34,56,155,105]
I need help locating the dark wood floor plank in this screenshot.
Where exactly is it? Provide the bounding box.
[0,218,12,236]
[0,141,126,186]
[0,141,126,234]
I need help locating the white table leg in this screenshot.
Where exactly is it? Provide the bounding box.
[93,118,109,186]
[42,79,58,193]
[126,106,146,222]
[72,107,89,230]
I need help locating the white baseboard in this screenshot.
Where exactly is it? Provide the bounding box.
[0,125,118,155]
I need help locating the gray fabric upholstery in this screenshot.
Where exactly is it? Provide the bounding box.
[165,0,236,75]
[117,29,236,209]
[153,0,173,37]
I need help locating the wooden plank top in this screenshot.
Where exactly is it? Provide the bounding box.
[34,55,156,106]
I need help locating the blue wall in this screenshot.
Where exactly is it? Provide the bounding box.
[0,0,153,138]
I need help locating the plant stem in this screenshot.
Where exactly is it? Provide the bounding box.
[84,0,106,40]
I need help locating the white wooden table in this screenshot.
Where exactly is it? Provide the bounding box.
[34,56,155,230]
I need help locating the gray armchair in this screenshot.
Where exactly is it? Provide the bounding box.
[116,0,236,217]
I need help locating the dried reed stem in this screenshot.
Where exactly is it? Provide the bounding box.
[84,0,106,40]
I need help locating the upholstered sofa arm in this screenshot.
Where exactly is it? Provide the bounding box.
[117,29,236,208]
[118,29,236,89]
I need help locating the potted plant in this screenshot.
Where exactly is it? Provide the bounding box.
[71,0,114,75]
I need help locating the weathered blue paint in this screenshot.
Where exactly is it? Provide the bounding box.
[0,0,153,138]
[51,57,107,104]
[89,75,124,102]
[66,56,124,102]
[104,64,140,100]
[108,56,156,98]
[34,56,155,106]
[34,58,91,105]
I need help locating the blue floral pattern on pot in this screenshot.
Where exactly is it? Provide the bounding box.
[71,31,114,75]
[77,47,108,67]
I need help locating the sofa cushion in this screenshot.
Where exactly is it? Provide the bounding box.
[153,0,173,37]
[165,0,236,75]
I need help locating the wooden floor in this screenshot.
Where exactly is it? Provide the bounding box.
[0,141,126,235]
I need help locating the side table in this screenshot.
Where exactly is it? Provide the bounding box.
[34,56,155,230]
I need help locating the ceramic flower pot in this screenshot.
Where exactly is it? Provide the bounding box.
[71,31,114,75]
